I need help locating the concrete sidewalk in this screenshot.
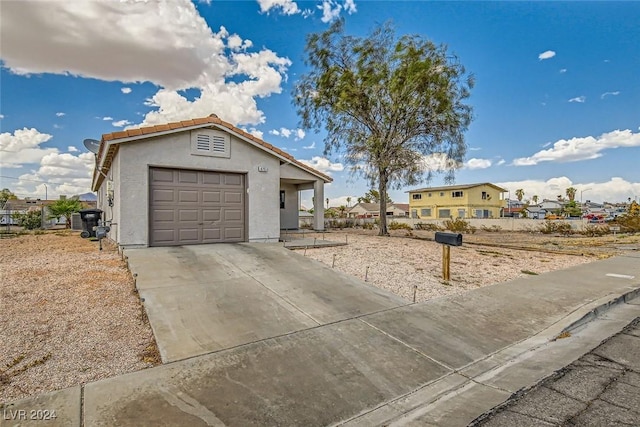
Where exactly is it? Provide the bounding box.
[2,252,639,427]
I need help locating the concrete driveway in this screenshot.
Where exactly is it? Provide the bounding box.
[126,243,408,362]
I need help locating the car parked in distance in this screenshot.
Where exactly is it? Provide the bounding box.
[545,214,564,220]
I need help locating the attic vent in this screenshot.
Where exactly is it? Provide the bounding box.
[196,134,211,151]
[212,135,226,152]
[191,129,230,158]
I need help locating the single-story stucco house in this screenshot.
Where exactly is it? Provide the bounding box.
[91,114,331,247]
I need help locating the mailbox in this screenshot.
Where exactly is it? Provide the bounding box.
[435,232,463,246]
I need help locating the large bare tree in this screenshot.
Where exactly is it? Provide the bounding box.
[294,19,474,235]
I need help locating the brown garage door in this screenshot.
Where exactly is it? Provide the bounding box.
[149,168,245,246]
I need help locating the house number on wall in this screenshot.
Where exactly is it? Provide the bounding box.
[258,166,268,172]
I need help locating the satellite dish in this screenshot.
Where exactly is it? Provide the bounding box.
[83,138,101,154]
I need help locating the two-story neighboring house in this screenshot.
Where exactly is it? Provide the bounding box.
[407,183,507,219]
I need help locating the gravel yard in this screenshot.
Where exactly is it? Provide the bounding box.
[295,230,604,302]
[0,231,159,403]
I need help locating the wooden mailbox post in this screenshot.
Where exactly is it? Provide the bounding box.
[434,232,463,281]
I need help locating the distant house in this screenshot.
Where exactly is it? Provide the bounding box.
[407,183,507,219]
[524,205,547,219]
[347,202,409,218]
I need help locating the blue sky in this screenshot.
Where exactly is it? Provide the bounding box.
[1,0,639,206]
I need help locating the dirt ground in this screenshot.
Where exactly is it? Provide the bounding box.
[0,231,160,403]
[294,229,640,303]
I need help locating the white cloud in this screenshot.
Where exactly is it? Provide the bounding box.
[495,159,506,166]
[257,0,301,15]
[14,152,95,199]
[242,127,264,139]
[102,116,113,121]
[55,112,65,117]
[568,96,586,103]
[299,156,344,174]
[497,177,640,204]
[512,129,640,166]
[0,114,4,119]
[68,146,78,152]
[468,146,481,151]
[464,158,492,170]
[303,141,316,150]
[421,153,462,171]
[318,0,343,23]
[559,68,567,73]
[121,87,132,94]
[0,128,58,167]
[344,0,357,14]
[538,50,556,60]
[0,1,291,127]
[269,127,305,140]
[112,119,131,128]
[601,91,620,99]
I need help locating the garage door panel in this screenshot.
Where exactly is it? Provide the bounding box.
[178,170,198,183]
[152,189,176,203]
[178,190,199,203]
[224,228,243,240]
[202,228,221,241]
[150,168,245,246]
[224,174,242,186]
[178,228,200,242]
[224,191,243,204]
[153,209,175,222]
[152,229,176,244]
[202,191,221,203]
[178,209,199,222]
[151,168,175,182]
[224,209,243,222]
[202,173,221,185]
[202,210,221,222]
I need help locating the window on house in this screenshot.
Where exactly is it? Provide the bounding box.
[458,209,466,218]
[280,190,285,209]
[452,191,464,198]
[482,191,488,200]
[475,209,483,218]
[428,193,432,197]
[411,209,418,219]
[438,209,451,218]
[412,194,422,200]
[191,130,230,158]
[420,208,432,217]
[439,192,444,197]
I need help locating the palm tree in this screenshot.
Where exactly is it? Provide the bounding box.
[326,198,330,209]
[566,187,577,202]
[338,205,347,218]
[532,195,539,205]
[515,189,524,202]
[346,196,351,207]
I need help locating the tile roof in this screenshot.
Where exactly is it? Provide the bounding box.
[92,115,332,190]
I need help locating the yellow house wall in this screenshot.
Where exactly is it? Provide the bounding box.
[409,185,505,219]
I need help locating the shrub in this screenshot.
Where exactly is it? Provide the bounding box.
[415,222,443,231]
[481,225,502,233]
[539,220,573,235]
[581,224,609,237]
[388,221,412,231]
[442,218,475,233]
[616,215,640,233]
[12,210,42,230]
